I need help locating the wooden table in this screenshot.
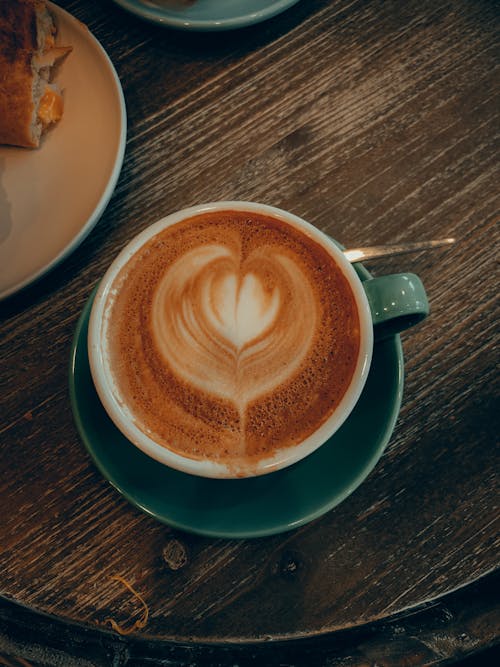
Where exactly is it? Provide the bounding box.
[1,1,499,664]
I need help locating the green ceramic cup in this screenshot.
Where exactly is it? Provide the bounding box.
[363,273,428,340]
[88,202,428,479]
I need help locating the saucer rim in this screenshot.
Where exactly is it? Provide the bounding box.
[69,269,404,539]
[111,0,301,31]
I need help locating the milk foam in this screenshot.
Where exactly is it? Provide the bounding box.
[151,244,316,406]
[106,210,360,466]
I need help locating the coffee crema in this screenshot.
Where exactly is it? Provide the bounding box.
[105,210,360,469]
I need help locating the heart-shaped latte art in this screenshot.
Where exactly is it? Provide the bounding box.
[207,271,280,349]
[151,243,317,409]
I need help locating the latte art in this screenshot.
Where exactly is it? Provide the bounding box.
[106,210,360,469]
[151,245,316,406]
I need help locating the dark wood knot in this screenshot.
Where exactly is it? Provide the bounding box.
[277,549,304,580]
[162,538,188,571]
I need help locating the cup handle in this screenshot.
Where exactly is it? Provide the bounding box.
[363,273,429,339]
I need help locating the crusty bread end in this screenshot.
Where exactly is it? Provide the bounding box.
[0,0,71,148]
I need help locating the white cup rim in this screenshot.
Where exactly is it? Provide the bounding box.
[88,201,373,478]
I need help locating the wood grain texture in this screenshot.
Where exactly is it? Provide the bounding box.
[1,571,499,665]
[0,0,499,663]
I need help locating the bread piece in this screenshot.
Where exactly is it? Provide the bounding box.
[0,0,71,148]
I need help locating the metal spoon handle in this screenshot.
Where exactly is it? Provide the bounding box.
[343,238,456,263]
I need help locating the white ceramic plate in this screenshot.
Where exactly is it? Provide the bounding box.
[111,0,301,31]
[0,3,126,300]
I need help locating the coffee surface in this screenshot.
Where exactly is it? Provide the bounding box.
[106,210,360,469]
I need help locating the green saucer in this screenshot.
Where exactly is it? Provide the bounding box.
[111,0,301,31]
[69,283,403,539]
